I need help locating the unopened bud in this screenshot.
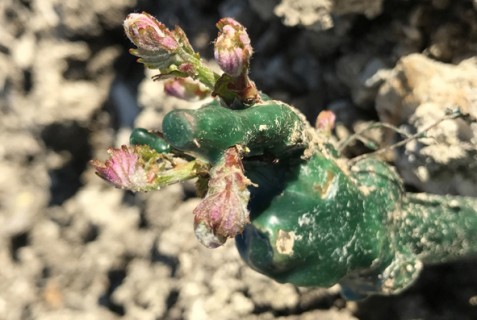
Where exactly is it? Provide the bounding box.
[124,12,179,52]
[90,145,152,192]
[91,145,207,192]
[164,78,210,100]
[193,147,252,248]
[316,110,336,134]
[214,18,252,77]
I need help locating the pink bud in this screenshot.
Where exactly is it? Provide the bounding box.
[193,147,253,248]
[214,18,253,77]
[315,110,336,134]
[164,78,210,100]
[91,145,207,192]
[124,12,179,52]
[90,145,152,191]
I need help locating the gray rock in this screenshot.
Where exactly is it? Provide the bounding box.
[376,54,477,196]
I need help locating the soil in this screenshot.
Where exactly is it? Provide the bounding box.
[1,0,476,319]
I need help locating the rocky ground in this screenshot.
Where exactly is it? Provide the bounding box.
[1,0,477,319]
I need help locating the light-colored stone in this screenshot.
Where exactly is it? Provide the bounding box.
[376,54,477,195]
[275,0,334,30]
[274,0,383,30]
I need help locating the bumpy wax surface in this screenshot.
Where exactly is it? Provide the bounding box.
[237,149,477,298]
[236,153,402,288]
[130,128,171,154]
[162,98,307,163]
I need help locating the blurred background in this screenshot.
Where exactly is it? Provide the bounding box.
[1,0,477,319]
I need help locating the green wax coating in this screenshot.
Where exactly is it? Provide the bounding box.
[237,151,477,298]
[398,193,477,263]
[130,128,171,154]
[162,98,307,163]
[237,153,401,288]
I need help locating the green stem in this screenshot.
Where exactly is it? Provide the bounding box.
[153,159,208,187]
[212,73,261,107]
[187,54,220,90]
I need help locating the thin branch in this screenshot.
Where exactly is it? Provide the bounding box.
[348,106,471,164]
[338,122,413,153]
